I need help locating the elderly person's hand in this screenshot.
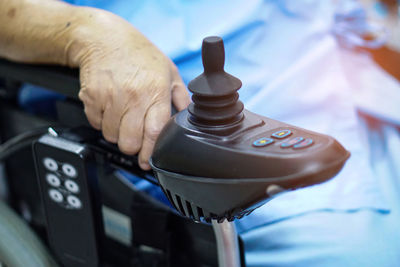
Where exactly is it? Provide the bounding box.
[0,0,190,170]
[72,11,190,170]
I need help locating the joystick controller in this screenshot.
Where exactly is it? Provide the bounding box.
[150,36,350,223]
[187,36,244,127]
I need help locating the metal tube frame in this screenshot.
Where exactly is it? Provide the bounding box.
[212,219,241,267]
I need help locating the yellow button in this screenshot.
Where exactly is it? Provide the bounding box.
[271,130,292,139]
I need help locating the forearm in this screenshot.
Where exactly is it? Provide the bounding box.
[0,0,107,67]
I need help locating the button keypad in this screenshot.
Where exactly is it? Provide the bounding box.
[251,128,315,152]
[43,158,82,209]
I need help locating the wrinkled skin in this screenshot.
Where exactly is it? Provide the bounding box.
[0,0,191,170]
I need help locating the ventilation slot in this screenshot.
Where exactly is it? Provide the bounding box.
[197,207,204,218]
[174,194,186,216]
[185,201,194,219]
[190,206,203,222]
[165,190,177,210]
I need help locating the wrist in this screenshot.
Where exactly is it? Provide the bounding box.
[64,7,103,67]
[66,7,133,68]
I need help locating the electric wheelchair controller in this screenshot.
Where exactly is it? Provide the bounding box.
[150,36,351,223]
[33,134,103,267]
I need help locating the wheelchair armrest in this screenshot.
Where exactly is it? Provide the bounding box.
[0,58,80,100]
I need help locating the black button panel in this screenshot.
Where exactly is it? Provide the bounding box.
[42,157,82,209]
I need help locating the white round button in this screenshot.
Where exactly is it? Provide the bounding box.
[67,195,82,209]
[46,174,61,187]
[64,180,79,193]
[43,158,58,171]
[48,189,63,203]
[62,164,77,178]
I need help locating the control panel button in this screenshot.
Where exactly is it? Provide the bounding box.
[65,180,80,194]
[46,174,61,187]
[67,195,82,209]
[49,189,63,203]
[271,130,292,139]
[62,164,77,178]
[293,138,313,149]
[280,137,304,148]
[43,158,58,171]
[252,137,274,147]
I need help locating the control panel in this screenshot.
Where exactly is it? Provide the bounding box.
[249,128,315,151]
[34,134,102,267]
[42,157,82,209]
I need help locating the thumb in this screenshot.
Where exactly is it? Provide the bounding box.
[170,62,191,111]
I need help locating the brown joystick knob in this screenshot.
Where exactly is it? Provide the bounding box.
[188,36,244,127]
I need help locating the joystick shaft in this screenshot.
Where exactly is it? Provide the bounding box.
[188,37,244,127]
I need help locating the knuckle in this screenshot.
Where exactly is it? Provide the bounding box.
[144,70,169,90]
[155,76,170,89]
[78,88,88,102]
[171,81,185,94]
[79,84,98,104]
[83,107,102,129]
[102,123,118,143]
[126,87,139,102]
[145,126,162,142]
[102,120,118,139]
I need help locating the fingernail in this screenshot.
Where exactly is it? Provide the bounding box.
[139,162,151,170]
